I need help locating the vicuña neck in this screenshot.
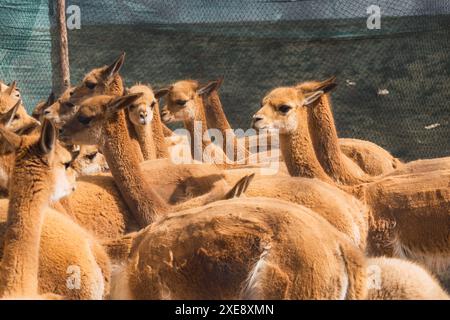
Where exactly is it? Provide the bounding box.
[133,122,157,161]
[202,91,249,161]
[279,108,336,184]
[184,97,211,161]
[106,75,125,96]
[0,159,50,298]
[307,94,371,185]
[101,109,168,227]
[151,103,169,159]
[203,91,233,135]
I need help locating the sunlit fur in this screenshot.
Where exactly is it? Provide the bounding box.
[0,124,110,299]
[127,84,155,126]
[252,87,304,135]
[161,80,199,123]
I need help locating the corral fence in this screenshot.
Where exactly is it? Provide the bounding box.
[0,0,449,160]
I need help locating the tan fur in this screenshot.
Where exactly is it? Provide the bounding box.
[245,175,368,251]
[61,160,232,240]
[57,94,367,257]
[385,157,450,176]
[201,78,279,162]
[112,198,367,300]
[0,202,110,299]
[58,94,259,229]
[0,124,110,299]
[367,257,449,300]
[161,80,282,169]
[160,80,214,160]
[43,86,77,127]
[254,84,450,280]
[339,138,401,176]
[0,81,20,99]
[297,79,401,177]
[44,53,126,128]
[202,79,249,161]
[30,69,251,239]
[127,84,169,160]
[0,99,42,195]
[0,85,39,134]
[48,82,367,257]
[71,145,109,176]
[162,122,174,137]
[298,78,450,181]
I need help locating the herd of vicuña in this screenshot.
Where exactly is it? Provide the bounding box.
[0,52,448,299]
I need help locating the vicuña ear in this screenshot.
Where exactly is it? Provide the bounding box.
[197,77,224,96]
[70,147,81,161]
[39,119,57,155]
[300,76,337,94]
[0,126,22,150]
[103,52,126,79]
[3,99,21,128]
[46,92,56,106]
[6,80,17,96]
[303,90,325,106]
[315,76,337,93]
[154,87,170,99]
[108,93,143,115]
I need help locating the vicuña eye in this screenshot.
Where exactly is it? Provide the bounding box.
[278,105,292,113]
[86,152,97,160]
[85,82,97,89]
[175,100,187,106]
[150,101,156,108]
[63,161,71,169]
[78,115,93,125]
[64,102,75,108]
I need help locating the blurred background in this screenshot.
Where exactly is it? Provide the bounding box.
[0,0,449,160]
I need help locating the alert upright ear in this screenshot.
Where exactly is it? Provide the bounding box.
[103,52,126,80]
[3,99,21,128]
[315,76,337,93]
[46,92,56,106]
[300,76,337,94]
[0,126,22,151]
[197,77,224,96]
[154,87,171,99]
[5,81,17,96]
[303,90,325,106]
[108,93,143,115]
[39,119,57,155]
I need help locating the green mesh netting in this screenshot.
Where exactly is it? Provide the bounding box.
[0,1,449,160]
[0,0,52,110]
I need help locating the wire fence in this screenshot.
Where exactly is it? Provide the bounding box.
[0,0,449,160]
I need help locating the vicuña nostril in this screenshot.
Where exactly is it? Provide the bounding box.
[253,116,263,122]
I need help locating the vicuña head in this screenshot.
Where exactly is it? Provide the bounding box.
[58,93,143,146]
[0,81,20,99]
[159,79,217,124]
[0,82,40,134]
[0,120,78,298]
[127,84,156,126]
[71,144,109,176]
[41,87,76,127]
[44,53,126,127]
[70,52,126,101]
[252,82,336,134]
[1,120,77,202]
[32,92,55,122]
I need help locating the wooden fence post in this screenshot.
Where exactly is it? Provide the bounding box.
[52,0,70,96]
